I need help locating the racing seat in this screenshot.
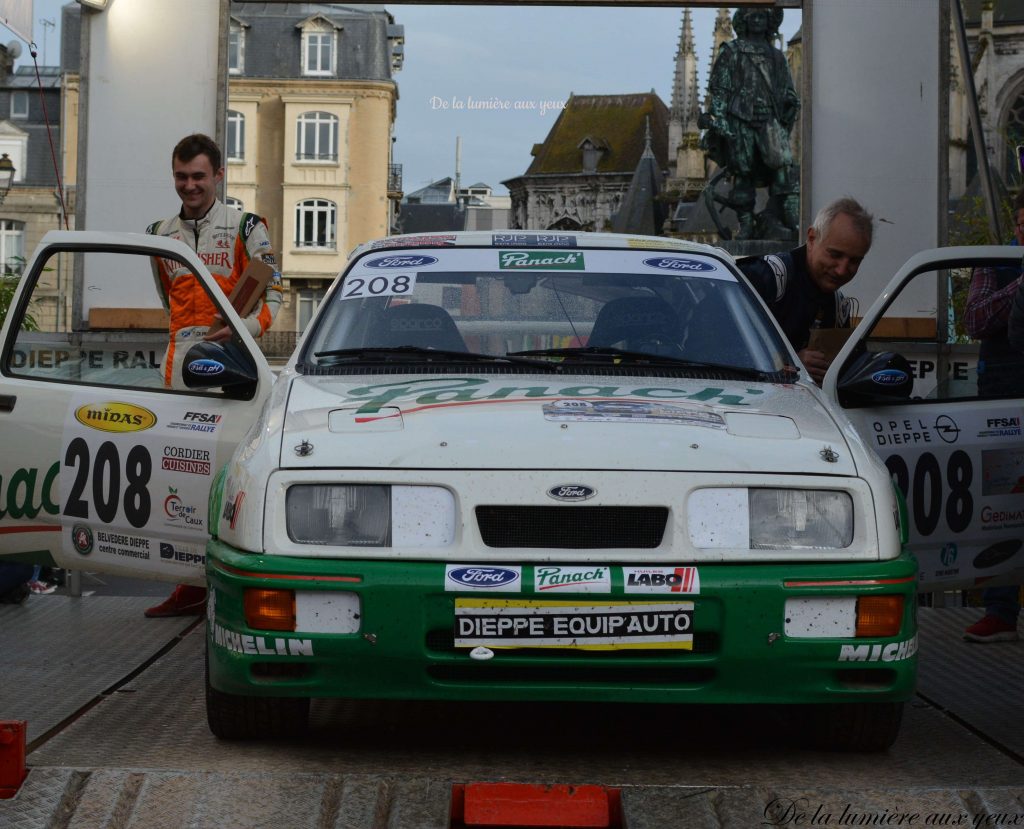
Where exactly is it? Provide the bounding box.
[588,296,682,355]
[378,303,468,352]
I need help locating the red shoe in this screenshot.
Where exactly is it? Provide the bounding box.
[144,584,207,618]
[963,614,1019,643]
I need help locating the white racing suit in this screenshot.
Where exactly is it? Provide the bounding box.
[147,200,283,387]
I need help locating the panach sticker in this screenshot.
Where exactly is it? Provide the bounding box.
[74,402,157,433]
[535,565,610,593]
[499,251,584,270]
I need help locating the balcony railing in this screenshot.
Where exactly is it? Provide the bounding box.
[388,163,403,195]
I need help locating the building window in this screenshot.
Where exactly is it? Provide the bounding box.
[295,199,336,249]
[296,111,338,161]
[227,110,245,161]
[0,220,25,275]
[225,196,244,211]
[10,91,28,120]
[297,288,327,332]
[1005,91,1024,181]
[0,139,27,183]
[302,25,335,76]
[228,20,245,74]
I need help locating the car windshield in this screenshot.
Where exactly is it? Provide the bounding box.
[299,246,793,377]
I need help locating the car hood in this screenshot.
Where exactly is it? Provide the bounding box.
[278,372,856,475]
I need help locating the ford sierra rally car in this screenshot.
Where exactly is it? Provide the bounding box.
[3,230,1021,751]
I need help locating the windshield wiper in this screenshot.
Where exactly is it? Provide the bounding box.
[508,346,780,379]
[311,346,558,370]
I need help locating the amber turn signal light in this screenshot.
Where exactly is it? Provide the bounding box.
[855,595,904,638]
[243,588,296,631]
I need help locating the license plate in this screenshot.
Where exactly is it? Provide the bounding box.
[453,599,694,650]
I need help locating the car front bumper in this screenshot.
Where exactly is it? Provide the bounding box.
[206,541,918,705]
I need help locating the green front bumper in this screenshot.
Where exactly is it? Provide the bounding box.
[206,541,917,705]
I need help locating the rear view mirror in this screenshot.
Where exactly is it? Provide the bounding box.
[181,340,259,398]
[837,351,914,408]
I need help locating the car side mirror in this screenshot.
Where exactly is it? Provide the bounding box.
[837,351,914,408]
[181,340,259,399]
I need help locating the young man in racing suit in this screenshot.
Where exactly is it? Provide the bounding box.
[143,133,283,618]
[737,196,874,384]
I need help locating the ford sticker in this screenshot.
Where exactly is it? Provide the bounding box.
[642,257,716,272]
[364,255,438,268]
[446,566,522,591]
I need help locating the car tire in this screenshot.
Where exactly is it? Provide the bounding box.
[205,644,310,740]
[802,701,904,752]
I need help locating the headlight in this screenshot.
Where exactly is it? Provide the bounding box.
[287,484,391,545]
[688,488,853,550]
[286,484,455,547]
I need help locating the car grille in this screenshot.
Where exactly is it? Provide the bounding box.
[475,506,668,548]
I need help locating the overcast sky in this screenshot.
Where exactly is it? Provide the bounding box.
[11,3,801,196]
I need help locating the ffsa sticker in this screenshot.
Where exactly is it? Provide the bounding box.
[341,272,417,300]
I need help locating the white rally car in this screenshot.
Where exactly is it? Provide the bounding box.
[1,230,1020,750]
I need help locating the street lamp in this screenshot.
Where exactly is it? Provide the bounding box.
[0,154,15,204]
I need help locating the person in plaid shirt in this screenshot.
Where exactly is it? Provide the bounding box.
[964,191,1024,397]
[961,191,1024,644]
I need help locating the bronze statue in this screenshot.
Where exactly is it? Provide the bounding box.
[700,8,800,240]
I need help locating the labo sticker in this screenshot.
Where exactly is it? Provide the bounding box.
[623,566,700,594]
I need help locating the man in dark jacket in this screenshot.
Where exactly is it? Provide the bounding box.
[737,196,874,384]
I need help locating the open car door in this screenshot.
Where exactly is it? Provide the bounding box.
[824,246,1024,592]
[0,231,275,584]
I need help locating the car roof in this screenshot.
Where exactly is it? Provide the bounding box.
[350,229,732,259]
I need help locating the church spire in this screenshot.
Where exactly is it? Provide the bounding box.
[668,8,700,172]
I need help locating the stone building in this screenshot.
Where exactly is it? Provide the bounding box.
[0,46,68,281]
[950,0,1024,200]
[502,92,669,232]
[225,3,404,338]
[53,2,402,348]
[399,177,510,234]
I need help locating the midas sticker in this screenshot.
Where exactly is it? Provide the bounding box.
[75,402,157,433]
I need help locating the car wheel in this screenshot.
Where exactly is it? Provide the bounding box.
[205,644,310,740]
[802,701,904,752]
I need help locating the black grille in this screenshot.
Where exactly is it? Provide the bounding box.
[475,506,667,548]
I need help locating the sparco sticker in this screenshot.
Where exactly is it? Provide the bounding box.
[446,565,522,592]
[623,566,701,594]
